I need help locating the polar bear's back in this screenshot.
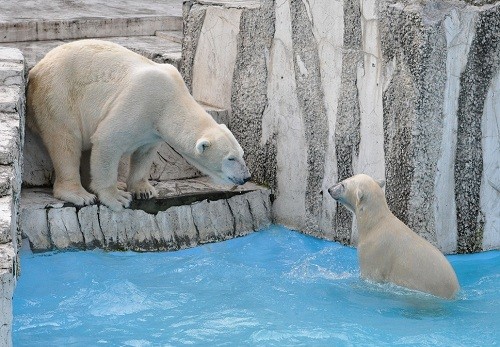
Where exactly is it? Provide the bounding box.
[27,40,160,148]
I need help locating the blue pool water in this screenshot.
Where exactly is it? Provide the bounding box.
[14,225,499,346]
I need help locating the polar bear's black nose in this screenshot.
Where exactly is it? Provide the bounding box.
[328,183,343,200]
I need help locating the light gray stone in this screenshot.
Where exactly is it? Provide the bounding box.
[19,207,50,251]
[196,0,260,8]
[78,205,103,249]
[246,189,272,233]
[155,30,183,43]
[47,207,83,249]
[0,113,20,166]
[191,199,235,244]
[98,206,134,250]
[226,190,272,237]
[0,166,12,197]
[0,196,13,244]
[0,47,23,64]
[22,128,54,187]
[148,143,201,182]
[191,6,242,112]
[226,193,255,237]
[0,61,24,86]
[98,207,161,251]
[156,206,192,249]
[0,16,182,43]
[0,86,22,113]
[0,243,15,347]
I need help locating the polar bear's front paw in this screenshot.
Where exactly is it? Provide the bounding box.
[54,184,97,206]
[128,180,158,200]
[97,187,132,212]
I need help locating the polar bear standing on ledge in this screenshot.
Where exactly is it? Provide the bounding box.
[27,39,250,211]
[328,174,459,299]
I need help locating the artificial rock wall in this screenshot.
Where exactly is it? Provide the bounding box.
[0,47,25,347]
[182,0,500,253]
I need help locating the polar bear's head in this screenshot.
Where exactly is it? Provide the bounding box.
[328,174,385,213]
[187,124,251,186]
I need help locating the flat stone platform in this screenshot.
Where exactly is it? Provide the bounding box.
[0,0,182,43]
[20,177,272,252]
[1,35,182,70]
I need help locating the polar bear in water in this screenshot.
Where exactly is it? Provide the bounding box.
[328,174,459,299]
[27,39,250,211]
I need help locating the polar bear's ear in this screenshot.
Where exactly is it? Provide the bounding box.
[196,138,211,154]
[375,179,385,188]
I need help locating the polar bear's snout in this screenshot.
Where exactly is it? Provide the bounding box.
[224,157,251,185]
[328,183,344,200]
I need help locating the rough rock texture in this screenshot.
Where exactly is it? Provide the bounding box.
[0,244,15,347]
[20,178,272,252]
[0,46,25,347]
[183,0,500,253]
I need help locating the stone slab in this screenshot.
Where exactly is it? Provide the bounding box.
[195,0,261,9]
[0,243,15,347]
[2,35,182,71]
[0,0,182,22]
[0,86,22,113]
[20,177,272,252]
[0,0,182,43]
[0,113,21,166]
[0,195,13,243]
[155,30,183,43]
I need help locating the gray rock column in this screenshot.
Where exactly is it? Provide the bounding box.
[0,46,26,347]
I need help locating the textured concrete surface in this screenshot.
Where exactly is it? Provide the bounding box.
[20,177,272,252]
[0,0,182,43]
[184,0,500,253]
[0,244,15,347]
[0,0,182,22]
[0,47,25,347]
[1,34,182,71]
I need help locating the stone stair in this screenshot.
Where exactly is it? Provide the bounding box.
[20,177,271,252]
[2,35,183,71]
[0,0,182,43]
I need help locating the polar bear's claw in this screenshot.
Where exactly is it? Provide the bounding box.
[54,185,97,207]
[97,187,132,212]
[128,181,158,200]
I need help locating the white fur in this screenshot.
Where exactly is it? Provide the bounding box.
[328,174,460,299]
[27,39,250,211]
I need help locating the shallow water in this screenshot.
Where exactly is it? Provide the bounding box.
[13,225,499,346]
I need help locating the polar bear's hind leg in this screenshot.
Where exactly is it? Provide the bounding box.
[44,130,96,206]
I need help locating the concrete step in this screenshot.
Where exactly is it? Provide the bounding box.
[155,30,183,43]
[20,177,272,252]
[1,35,182,71]
[0,0,182,43]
